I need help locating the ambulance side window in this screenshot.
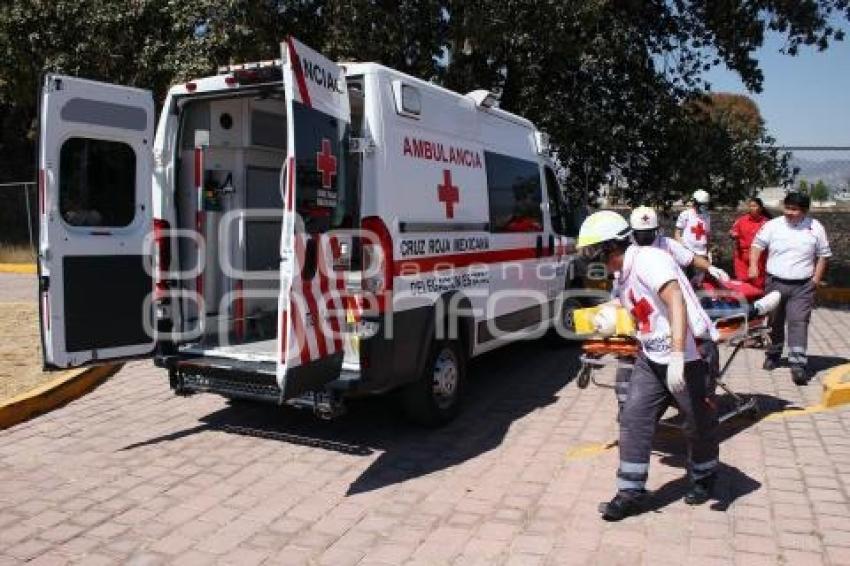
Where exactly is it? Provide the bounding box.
[59,137,136,228]
[485,151,543,233]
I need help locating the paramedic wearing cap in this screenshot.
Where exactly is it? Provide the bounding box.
[631,206,727,280]
[750,191,832,385]
[675,190,712,258]
[578,211,719,521]
[612,206,726,413]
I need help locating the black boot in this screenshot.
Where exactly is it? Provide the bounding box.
[685,474,716,505]
[598,489,648,521]
[791,365,808,385]
[762,356,779,371]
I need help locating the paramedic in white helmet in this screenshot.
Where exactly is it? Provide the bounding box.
[578,210,719,521]
[675,190,712,258]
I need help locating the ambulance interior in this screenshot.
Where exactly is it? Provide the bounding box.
[172,82,364,365]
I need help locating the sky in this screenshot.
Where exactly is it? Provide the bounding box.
[703,31,850,147]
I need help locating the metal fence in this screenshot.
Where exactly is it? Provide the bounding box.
[0,182,37,258]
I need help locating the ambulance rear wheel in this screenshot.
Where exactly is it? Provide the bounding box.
[403,339,465,427]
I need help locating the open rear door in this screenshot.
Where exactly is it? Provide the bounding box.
[277,38,350,399]
[37,74,155,369]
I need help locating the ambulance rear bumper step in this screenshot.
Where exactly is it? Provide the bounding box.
[168,355,362,405]
[173,356,280,402]
[180,373,281,402]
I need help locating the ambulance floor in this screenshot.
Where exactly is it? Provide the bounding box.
[181,338,277,362]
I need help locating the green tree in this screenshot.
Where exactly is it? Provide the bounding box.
[435,0,844,206]
[811,179,830,203]
[1,0,848,208]
[799,179,810,194]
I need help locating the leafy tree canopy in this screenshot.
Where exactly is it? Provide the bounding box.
[1,0,848,206]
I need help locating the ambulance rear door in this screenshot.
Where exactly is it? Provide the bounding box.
[37,74,156,369]
[277,38,350,399]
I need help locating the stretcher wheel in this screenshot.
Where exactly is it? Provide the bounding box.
[577,365,591,389]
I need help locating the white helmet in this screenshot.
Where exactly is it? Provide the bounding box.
[629,206,658,230]
[693,190,710,204]
[577,210,631,249]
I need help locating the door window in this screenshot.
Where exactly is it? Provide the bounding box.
[485,151,543,233]
[59,137,136,227]
[543,166,578,236]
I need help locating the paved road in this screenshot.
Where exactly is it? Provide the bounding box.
[0,273,35,303]
[2,272,850,565]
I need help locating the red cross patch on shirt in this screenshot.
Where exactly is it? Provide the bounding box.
[629,289,654,333]
[690,221,707,241]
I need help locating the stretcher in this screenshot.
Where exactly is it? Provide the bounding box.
[576,312,771,424]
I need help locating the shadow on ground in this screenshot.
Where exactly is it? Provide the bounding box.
[646,392,793,512]
[122,338,584,495]
[645,462,761,513]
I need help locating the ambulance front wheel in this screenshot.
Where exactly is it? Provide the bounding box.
[403,339,466,427]
[548,297,583,345]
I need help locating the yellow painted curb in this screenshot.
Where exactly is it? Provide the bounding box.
[0,364,121,430]
[0,263,36,274]
[821,363,850,409]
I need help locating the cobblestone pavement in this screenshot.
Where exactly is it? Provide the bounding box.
[1,272,849,565]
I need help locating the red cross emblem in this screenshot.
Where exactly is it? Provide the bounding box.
[690,221,707,241]
[642,214,650,223]
[437,169,460,219]
[316,139,338,189]
[629,289,654,333]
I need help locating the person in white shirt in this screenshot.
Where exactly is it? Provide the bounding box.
[631,206,727,279]
[610,206,728,414]
[675,190,712,258]
[751,191,832,384]
[576,211,719,521]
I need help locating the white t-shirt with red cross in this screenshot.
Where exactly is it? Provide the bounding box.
[621,245,716,364]
[611,236,694,300]
[676,208,711,256]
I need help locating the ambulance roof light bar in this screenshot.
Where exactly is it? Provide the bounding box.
[217,59,282,74]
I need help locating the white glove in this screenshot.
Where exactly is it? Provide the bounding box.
[593,306,618,336]
[666,351,686,394]
[707,265,730,282]
[754,290,781,316]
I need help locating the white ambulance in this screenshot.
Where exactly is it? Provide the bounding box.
[37,38,582,424]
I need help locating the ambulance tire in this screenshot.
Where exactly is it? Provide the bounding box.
[402,338,466,427]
